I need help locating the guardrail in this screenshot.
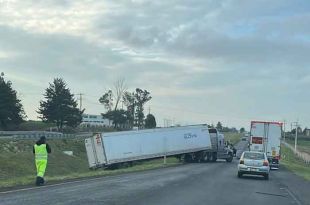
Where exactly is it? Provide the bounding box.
[0,131,93,139]
[282,141,310,164]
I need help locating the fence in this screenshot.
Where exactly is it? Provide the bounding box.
[0,131,92,139]
[282,141,310,164]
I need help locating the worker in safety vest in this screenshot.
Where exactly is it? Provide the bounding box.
[33,136,51,186]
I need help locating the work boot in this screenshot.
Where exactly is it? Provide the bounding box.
[35,176,41,186]
[35,177,45,186]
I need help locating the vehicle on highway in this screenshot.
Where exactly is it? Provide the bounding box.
[238,151,270,180]
[249,121,282,169]
[85,125,234,169]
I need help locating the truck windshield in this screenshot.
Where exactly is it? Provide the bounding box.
[244,152,264,160]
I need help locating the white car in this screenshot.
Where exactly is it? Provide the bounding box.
[237,151,270,180]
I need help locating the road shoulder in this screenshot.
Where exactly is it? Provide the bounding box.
[273,167,310,205]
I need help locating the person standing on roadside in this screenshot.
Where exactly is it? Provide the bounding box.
[33,136,51,186]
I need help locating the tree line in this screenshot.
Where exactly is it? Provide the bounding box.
[214,121,245,133]
[98,79,156,129]
[0,73,156,131]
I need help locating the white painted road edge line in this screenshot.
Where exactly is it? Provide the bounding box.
[0,176,105,195]
[0,166,176,195]
[283,188,302,205]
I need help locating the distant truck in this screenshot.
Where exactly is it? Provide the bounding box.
[85,125,233,169]
[249,121,282,169]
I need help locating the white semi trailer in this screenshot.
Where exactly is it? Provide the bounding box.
[85,125,233,169]
[249,121,282,169]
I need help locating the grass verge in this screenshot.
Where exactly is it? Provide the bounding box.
[281,145,310,181]
[286,139,310,154]
[224,132,242,145]
[0,138,180,188]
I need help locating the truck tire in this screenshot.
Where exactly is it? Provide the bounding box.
[226,153,233,163]
[211,152,217,162]
[264,174,269,180]
[238,172,242,178]
[194,151,204,163]
[205,152,211,162]
[184,154,193,163]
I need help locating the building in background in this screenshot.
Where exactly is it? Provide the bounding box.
[81,114,113,127]
[304,128,310,137]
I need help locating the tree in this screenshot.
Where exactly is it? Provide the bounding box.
[37,78,83,131]
[145,114,156,129]
[99,84,152,129]
[113,78,126,111]
[0,73,26,130]
[240,127,245,133]
[99,90,113,111]
[123,91,135,127]
[216,122,223,131]
[292,127,302,134]
[102,109,128,128]
[134,88,152,128]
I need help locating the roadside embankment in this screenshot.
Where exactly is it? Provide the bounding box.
[0,138,180,188]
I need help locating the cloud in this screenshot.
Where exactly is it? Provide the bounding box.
[0,0,309,127]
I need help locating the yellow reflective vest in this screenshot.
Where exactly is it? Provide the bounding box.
[34,144,48,160]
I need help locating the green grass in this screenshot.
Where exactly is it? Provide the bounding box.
[17,121,56,131]
[223,132,242,145]
[281,145,310,181]
[0,139,180,188]
[286,139,310,154]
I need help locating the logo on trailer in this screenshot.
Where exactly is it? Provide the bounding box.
[184,133,197,139]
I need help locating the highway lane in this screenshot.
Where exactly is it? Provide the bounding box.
[1,141,308,205]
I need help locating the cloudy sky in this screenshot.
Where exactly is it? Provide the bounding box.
[0,0,309,129]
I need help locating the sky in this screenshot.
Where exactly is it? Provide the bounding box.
[0,0,309,130]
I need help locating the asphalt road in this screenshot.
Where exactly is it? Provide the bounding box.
[1,141,309,205]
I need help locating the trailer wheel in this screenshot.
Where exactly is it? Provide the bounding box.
[211,152,217,162]
[226,153,233,163]
[194,151,204,163]
[204,152,211,162]
[184,154,193,163]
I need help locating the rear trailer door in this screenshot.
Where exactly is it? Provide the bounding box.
[250,122,265,152]
[93,133,107,165]
[266,123,282,159]
[85,138,97,168]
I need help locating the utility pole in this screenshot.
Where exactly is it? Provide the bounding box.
[283,120,286,142]
[77,93,84,111]
[292,121,299,153]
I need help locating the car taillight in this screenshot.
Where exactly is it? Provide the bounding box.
[263,161,269,166]
[239,160,244,164]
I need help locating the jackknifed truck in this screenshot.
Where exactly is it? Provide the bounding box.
[249,121,282,169]
[85,124,234,169]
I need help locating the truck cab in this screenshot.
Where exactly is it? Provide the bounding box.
[208,128,234,162]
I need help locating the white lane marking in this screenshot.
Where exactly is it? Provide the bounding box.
[283,187,302,205]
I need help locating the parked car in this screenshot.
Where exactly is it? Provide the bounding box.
[237,151,270,180]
